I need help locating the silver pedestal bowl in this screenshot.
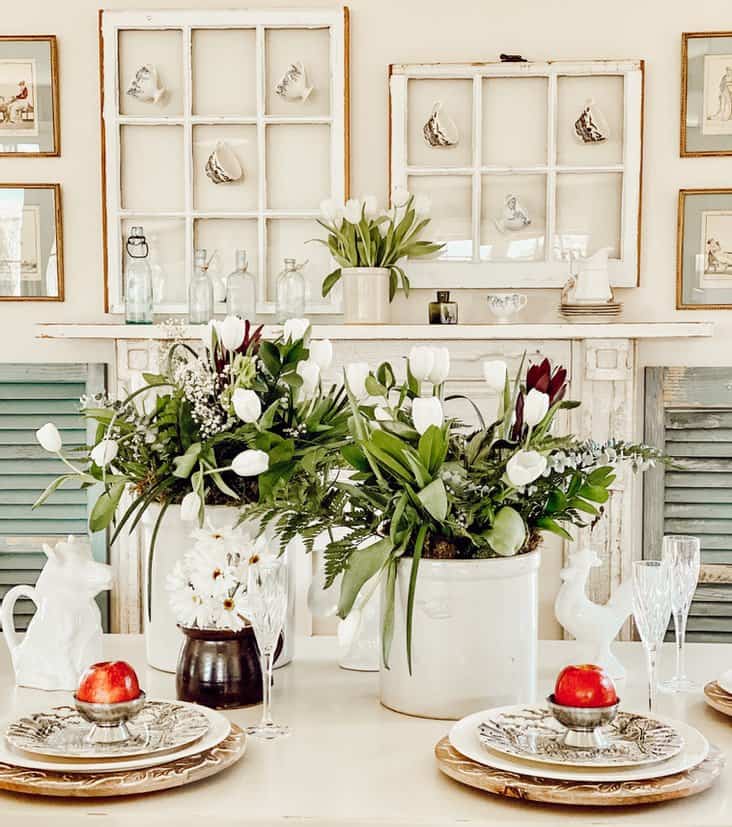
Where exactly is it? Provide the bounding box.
[74,691,147,744]
[546,694,620,749]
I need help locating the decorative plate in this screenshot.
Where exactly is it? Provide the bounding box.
[704,681,732,717]
[0,703,229,773]
[435,737,724,807]
[5,701,210,760]
[451,710,708,782]
[477,705,683,768]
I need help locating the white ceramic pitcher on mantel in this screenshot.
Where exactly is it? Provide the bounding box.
[565,246,613,303]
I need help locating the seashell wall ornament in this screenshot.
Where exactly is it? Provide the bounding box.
[573,98,608,143]
[275,61,313,102]
[205,141,243,185]
[126,64,166,104]
[423,101,459,148]
[494,193,532,233]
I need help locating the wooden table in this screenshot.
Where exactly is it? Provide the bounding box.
[1,635,731,825]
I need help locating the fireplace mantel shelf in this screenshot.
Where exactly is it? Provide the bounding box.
[37,321,713,341]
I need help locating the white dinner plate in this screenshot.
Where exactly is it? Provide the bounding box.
[450,710,708,783]
[718,670,732,695]
[0,703,231,773]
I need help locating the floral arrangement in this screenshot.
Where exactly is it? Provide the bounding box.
[271,349,663,670]
[33,317,351,558]
[316,188,443,301]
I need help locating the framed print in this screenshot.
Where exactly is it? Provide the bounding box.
[0,36,59,156]
[676,188,732,308]
[681,32,732,156]
[0,184,64,301]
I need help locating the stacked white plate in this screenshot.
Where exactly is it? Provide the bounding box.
[0,700,233,774]
[560,300,622,319]
[449,704,709,784]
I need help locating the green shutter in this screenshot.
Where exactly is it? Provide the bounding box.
[644,367,732,642]
[0,364,108,631]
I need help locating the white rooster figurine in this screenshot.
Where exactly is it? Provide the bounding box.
[554,548,633,679]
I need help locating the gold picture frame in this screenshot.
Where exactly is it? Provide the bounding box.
[0,35,59,157]
[677,187,732,309]
[0,183,64,302]
[681,31,732,157]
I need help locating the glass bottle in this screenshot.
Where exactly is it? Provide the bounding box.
[226,249,257,320]
[188,248,214,324]
[428,290,458,324]
[275,258,306,323]
[124,226,153,325]
[148,233,167,306]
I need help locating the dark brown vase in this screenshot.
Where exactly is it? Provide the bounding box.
[176,625,282,709]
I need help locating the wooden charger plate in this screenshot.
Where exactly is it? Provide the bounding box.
[435,737,724,806]
[0,724,246,797]
[704,681,732,717]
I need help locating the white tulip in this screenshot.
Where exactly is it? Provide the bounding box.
[374,406,393,422]
[427,347,450,385]
[412,396,444,435]
[345,362,370,400]
[363,195,379,221]
[283,317,310,343]
[391,186,410,208]
[36,422,62,453]
[180,490,202,521]
[232,388,261,423]
[483,360,508,391]
[377,211,391,237]
[91,439,119,468]
[309,339,333,371]
[524,388,550,427]
[320,198,344,228]
[506,450,548,488]
[296,359,321,399]
[231,449,270,477]
[414,193,431,219]
[408,346,435,382]
[219,315,247,351]
[201,319,221,351]
[343,198,363,224]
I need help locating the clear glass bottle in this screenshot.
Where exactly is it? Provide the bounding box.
[148,233,167,306]
[188,248,214,324]
[124,226,153,325]
[275,258,306,323]
[226,249,257,320]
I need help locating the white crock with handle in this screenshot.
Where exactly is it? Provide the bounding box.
[380,551,540,719]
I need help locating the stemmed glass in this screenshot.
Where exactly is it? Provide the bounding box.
[246,559,290,740]
[659,535,701,693]
[632,560,672,713]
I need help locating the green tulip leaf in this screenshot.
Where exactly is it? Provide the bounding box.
[417,478,448,522]
[483,506,527,557]
[337,537,392,619]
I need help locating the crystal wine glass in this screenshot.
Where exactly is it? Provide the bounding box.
[246,559,290,740]
[632,560,672,713]
[659,535,701,693]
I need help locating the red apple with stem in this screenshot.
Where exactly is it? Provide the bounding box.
[554,664,618,708]
[76,661,142,704]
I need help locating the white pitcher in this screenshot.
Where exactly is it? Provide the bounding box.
[572,247,613,302]
[1,536,112,690]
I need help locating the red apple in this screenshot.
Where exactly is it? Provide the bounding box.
[76,661,142,704]
[554,664,618,708]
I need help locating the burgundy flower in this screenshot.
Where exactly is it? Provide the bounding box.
[527,357,567,405]
[511,391,524,441]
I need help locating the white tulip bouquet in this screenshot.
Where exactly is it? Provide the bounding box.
[315,188,443,301]
[33,317,351,558]
[285,351,664,669]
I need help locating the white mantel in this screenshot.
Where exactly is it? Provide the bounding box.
[36,321,713,637]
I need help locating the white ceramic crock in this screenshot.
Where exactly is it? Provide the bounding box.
[140,505,299,673]
[341,267,390,324]
[379,551,540,719]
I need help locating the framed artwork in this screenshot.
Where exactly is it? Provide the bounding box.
[99,8,350,316]
[389,59,644,289]
[0,36,59,157]
[681,32,732,156]
[676,188,732,308]
[0,183,64,301]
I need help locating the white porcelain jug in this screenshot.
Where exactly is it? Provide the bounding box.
[1,536,112,690]
[571,247,613,303]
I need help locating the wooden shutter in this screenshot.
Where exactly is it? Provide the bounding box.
[644,367,732,641]
[0,364,107,631]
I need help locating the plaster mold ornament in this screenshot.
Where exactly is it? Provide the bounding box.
[1,536,112,691]
[495,194,531,233]
[126,64,166,104]
[205,141,243,185]
[275,61,313,102]
[574,98,608,143]
[423,101,459,148]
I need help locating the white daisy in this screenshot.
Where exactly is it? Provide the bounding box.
[187,544,235,597]
[208,590,248,631]
[169,584,209,628]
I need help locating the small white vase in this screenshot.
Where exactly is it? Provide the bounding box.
[380,551,540,719]
[341,267,390,324]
